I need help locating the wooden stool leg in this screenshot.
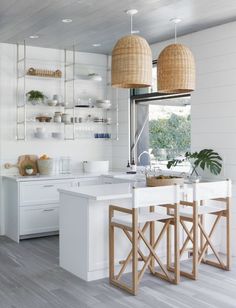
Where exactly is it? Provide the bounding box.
[226,196,231,270]
[200,214,206,262]
[192,201,199,280]
[167,223,172,270]
[174,203,180,284]
[109,207,115,281]
[200,201,206,262]
[150,206,155,273]
[132,209,139,295]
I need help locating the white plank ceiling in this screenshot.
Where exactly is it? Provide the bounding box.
[1,0,236,54]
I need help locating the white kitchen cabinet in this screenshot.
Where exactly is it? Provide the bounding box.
[20,204,59,236]
[19,179,76,206]
[3,177,77,242]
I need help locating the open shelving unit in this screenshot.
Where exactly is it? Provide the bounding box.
[16,41,119,141]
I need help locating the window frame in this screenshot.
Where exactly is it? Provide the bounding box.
[129,91,191,162]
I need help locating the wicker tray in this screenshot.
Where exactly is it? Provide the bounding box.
[146,176,184,187]
[27,67,62,78]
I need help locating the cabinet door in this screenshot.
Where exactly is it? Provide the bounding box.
[20,204,59,235]
[20,180,75,206]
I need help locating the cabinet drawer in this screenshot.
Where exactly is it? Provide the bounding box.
[20,204,59,235]
[19,180,75,206]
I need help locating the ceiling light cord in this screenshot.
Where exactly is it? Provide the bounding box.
[171,18,181,43]
[174,22,177,43]
[130,14,133,34]
[130,15,134,34]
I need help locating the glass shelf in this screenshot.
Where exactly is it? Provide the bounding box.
[25,75,64,81]
[16,43,118,141]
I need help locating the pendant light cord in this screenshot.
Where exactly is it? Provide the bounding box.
[130,14,133,34]
[174,22,177,43]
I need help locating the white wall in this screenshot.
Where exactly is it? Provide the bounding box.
[0,43,114,233]
[151,21,236,255]
[0,44,113,175]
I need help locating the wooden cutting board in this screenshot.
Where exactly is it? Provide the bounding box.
[18,155,38,176]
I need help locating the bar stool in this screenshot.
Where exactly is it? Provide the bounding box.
[109,185,180,295]
[175,179,231,280]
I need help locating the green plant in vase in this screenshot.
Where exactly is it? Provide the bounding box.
[24,164,34,175]
[167,149,222,177]
[26,90,47,105]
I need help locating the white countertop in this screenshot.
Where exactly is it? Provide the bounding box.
[2,171,124,182]
[58,183,138,201]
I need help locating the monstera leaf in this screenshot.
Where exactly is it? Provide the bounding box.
[192,149,222,175]
[167,149,222,175]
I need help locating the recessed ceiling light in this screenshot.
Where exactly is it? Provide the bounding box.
[125,9,138,15]
[92,43,101,47]
[131,30,140,34]
[62,18,72,23]
[170,18,182,24]
[29,35,39,39]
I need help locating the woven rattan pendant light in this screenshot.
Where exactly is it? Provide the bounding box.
[111,9,152,88]
[157,18,196,93]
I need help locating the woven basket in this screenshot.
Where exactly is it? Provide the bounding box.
[111,35,152,88]
[146,176,184,187]
[157,43,195,94]
[27,67,62,78]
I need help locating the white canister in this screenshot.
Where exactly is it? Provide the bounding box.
[37,159,54,175]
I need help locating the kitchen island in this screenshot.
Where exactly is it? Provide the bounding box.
[59,183,136,281]
[58,179,225,282]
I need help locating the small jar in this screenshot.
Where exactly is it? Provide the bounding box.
[54,113,62,123]
[62,113,71,124]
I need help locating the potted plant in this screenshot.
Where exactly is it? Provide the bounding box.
[26,90,47,105]
[25,164,34,175]
[167,149,222,177]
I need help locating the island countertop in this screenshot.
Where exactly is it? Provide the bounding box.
[58,182,139,201]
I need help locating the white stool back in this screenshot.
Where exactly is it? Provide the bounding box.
[193,180,231,201]
[132,185,180,209]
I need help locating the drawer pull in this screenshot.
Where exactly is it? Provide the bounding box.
[43,209,55,212]
[43,185,54,188]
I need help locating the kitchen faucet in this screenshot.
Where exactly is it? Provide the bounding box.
[138,151,152,170]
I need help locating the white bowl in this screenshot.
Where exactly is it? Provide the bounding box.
[34,132,48,139]
[52,132,64,140]
[88,73,102,81]
[95,100,111,109]
[83,160,109,173]
[47,99,57,106]
[36,127,45,133]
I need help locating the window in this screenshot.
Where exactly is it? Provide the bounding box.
[130,95,191,172]
[149,103,191,170]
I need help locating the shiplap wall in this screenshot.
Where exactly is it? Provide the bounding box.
[151,21,236,255]
[107,56,130,171]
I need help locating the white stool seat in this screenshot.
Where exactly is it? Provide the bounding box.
[112,212,172,228]
[179,204,225,218]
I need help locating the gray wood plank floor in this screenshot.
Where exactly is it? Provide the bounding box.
[0,235,235,308]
